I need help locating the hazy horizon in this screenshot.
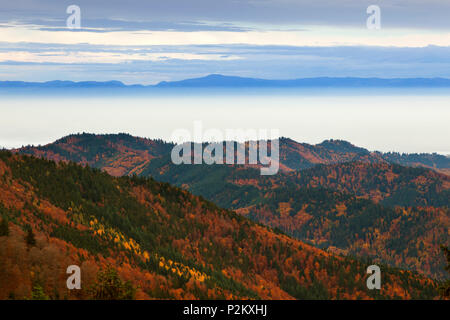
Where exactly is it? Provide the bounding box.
[1,91,449,155]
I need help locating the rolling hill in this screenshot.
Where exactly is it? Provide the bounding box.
[17,134,450,173]
[16,133,450,279]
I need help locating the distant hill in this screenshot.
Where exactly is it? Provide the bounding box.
[3,75,450,89]
[156,74,450,88]
[0,80,133,88]
[17,134,450,173]
[1,151,439,300]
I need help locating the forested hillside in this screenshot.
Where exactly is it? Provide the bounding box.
[0,151,440,300]
[16,134,450,280]
[140,160,450,279]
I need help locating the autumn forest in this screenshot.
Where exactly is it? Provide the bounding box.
[0,133,449,300]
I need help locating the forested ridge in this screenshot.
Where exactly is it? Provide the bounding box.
[18,134,450,175]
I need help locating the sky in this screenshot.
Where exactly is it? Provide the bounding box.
[0,1,449,154]
[1,1,450,83]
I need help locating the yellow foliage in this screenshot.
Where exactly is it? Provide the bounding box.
[155,254,208,282]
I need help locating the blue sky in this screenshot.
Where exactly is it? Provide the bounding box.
[1,1,450,83]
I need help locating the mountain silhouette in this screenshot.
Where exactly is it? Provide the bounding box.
[3,75,450,88]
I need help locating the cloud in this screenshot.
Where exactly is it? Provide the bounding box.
[2,22,450,47]
[0,50,242,64]
[6,19,252,33]
[1,0,450,30]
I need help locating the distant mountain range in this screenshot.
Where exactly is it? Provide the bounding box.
[156,75,450,88]
[0,80,137,88]
[2,74,450,89]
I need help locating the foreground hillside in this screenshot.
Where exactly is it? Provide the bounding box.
[0,151,440,299]
[17,134,450,280]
